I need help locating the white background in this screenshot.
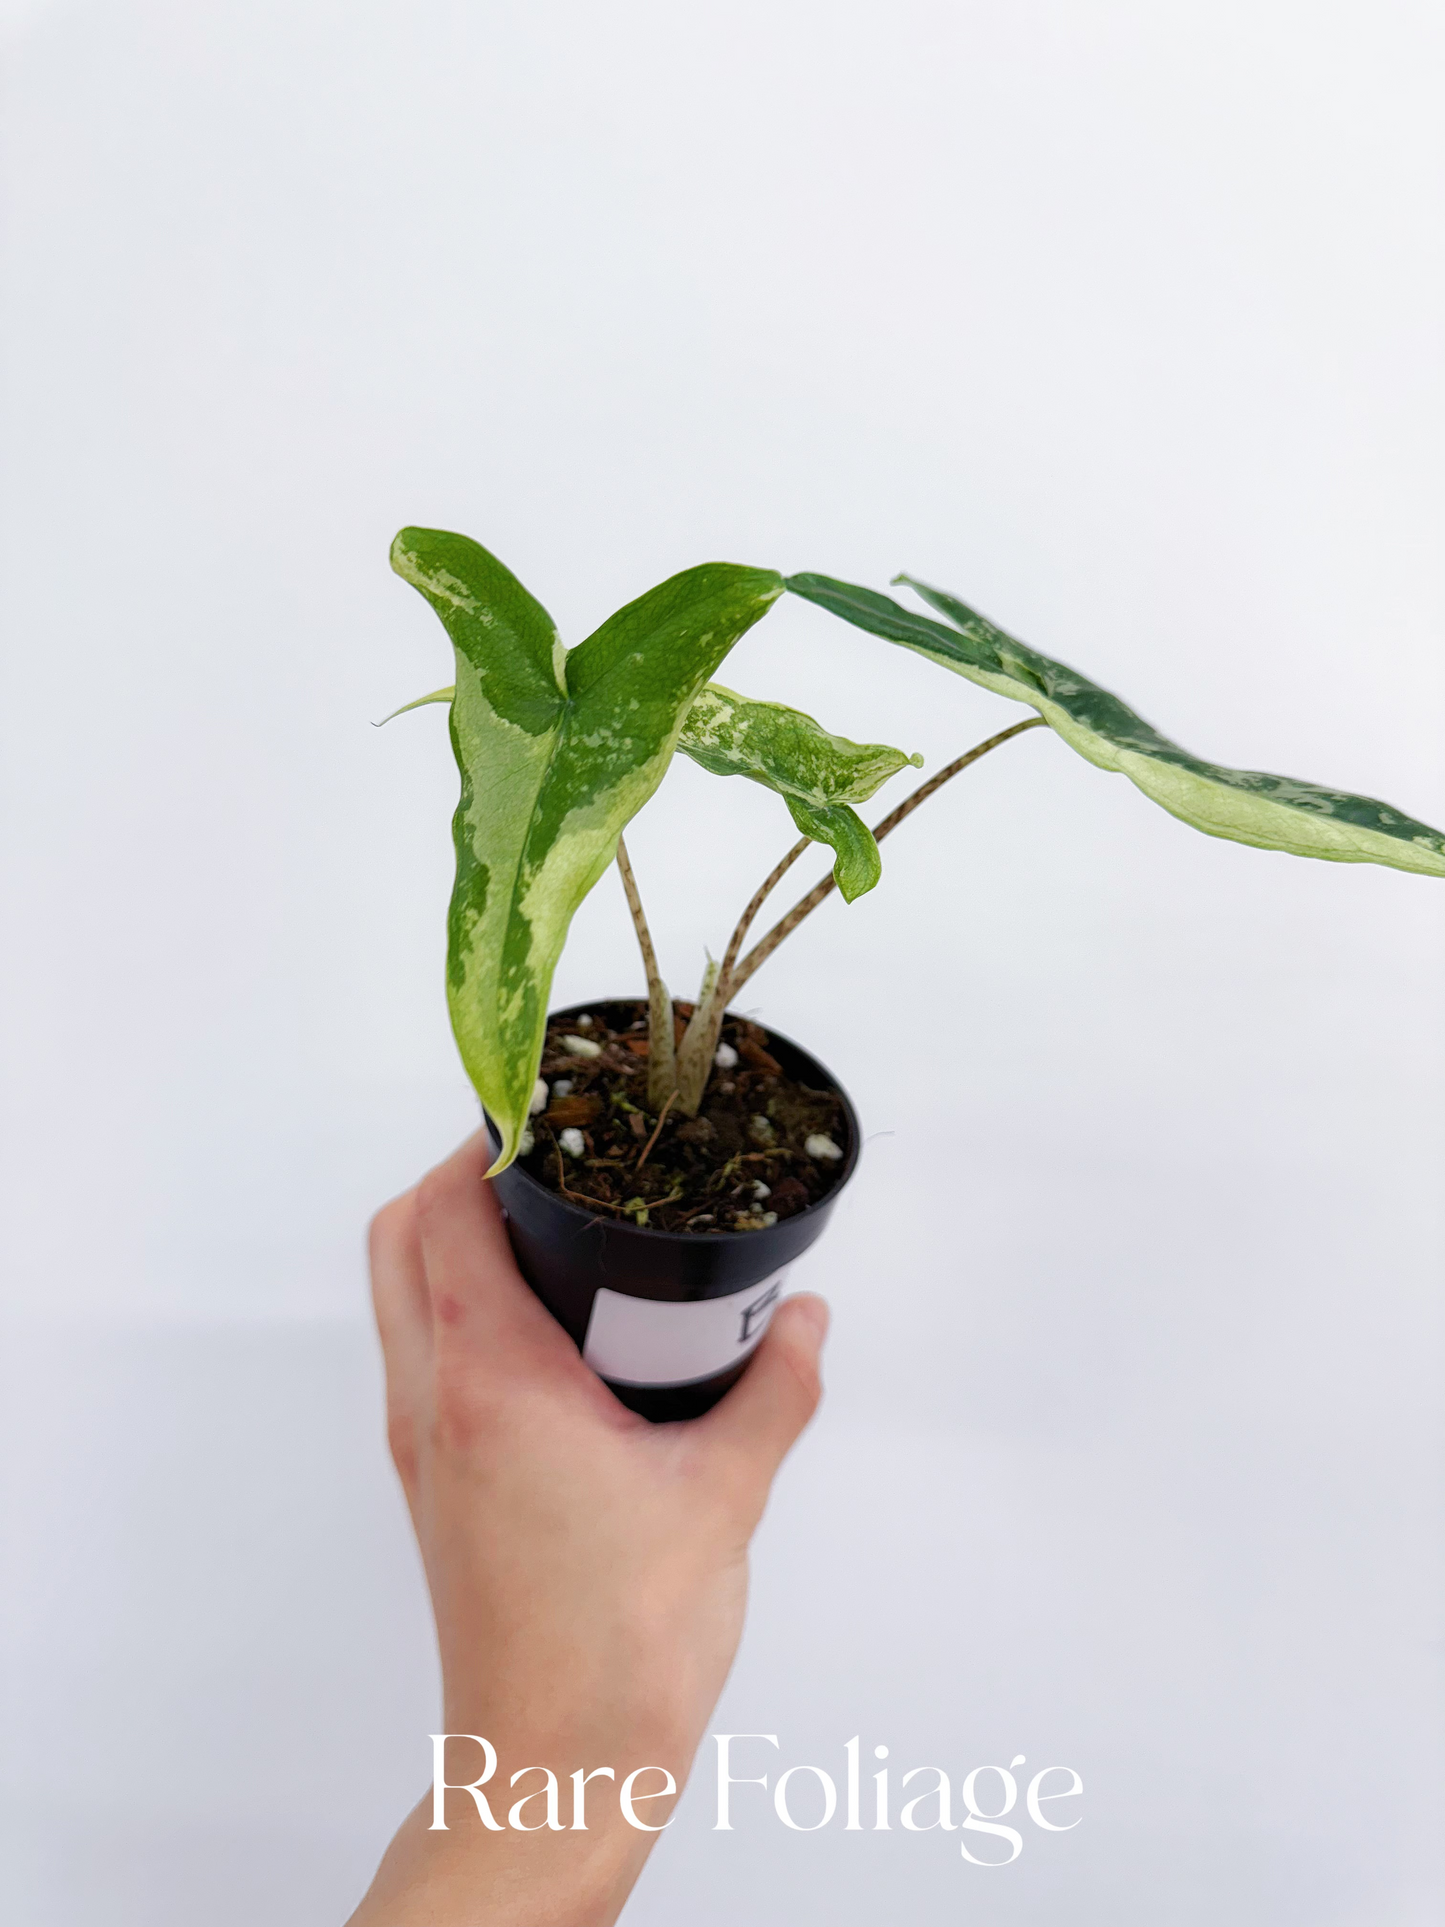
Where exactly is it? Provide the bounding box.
[2,1,1442,1919]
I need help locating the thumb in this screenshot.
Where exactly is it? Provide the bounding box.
[695,1293,829,1492]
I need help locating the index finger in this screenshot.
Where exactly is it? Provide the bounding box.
[414,1127,581,1380]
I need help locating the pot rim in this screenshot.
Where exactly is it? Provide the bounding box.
[495,996,861,1245]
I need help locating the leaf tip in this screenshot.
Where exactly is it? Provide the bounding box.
[482,1119,519,1179]
[376,685,456,726]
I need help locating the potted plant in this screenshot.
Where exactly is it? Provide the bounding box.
[386,527,1444,1419]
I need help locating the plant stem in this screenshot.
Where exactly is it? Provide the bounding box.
[720,836,811,990]
[615,835,676,1109]
[674,955,723,1115]
[671,838,811,1112]
[725,715,1046,997]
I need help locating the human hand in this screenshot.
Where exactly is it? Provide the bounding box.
[346,1129,829,1926]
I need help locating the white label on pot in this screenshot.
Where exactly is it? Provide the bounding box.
[582,1271,788,1388]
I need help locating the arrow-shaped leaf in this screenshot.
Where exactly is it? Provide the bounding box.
[786,572,1445,878]
[392,527,784,1169]
[677,682,921,901]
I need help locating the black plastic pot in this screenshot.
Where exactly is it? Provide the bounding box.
[489,999,860,1421]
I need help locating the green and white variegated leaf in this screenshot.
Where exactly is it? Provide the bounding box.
[677,681,922,902]
[392,527,784,1171]
[786,573,1445,878]
[679,681,919,805]
[778,797,886,901]
[391,678,923,905]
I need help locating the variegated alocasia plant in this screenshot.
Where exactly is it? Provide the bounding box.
[387,529,1445,1176]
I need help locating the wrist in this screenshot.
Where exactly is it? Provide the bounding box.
[348,1794,653,1927]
